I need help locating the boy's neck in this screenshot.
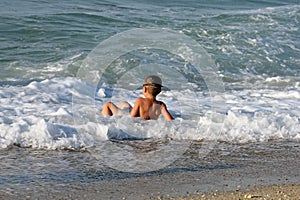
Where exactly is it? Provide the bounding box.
[144,93,156,100]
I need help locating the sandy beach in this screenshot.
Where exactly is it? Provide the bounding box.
[180,184,300,200]
[0,141,299,200]
[3,181,298,200]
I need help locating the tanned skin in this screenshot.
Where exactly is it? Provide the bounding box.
[102,85,173,121]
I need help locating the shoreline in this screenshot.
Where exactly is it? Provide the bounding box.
[1,164,299,199]
[0,141,299,199]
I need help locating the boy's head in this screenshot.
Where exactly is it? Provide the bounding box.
[143,75,162,96]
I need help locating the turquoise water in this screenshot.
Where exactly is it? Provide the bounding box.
[1,0,299,83]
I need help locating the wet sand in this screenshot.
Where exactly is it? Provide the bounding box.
[180,184,300,200]
[0,141,299,199]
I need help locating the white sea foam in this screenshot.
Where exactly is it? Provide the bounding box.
[0,77,299,149]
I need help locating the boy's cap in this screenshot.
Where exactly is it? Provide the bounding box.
[143,75,163,87]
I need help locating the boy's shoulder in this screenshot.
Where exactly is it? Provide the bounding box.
[135,97,145,101]
[134,97,145,105]
[134,97,165,105]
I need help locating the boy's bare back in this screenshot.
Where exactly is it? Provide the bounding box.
[130,97,173,121]
[102,75,174,121]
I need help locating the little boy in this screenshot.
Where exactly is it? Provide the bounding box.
[102,75,174,121]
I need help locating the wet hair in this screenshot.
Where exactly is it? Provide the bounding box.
[144,85,161,96]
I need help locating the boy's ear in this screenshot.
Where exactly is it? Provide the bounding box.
[143,86,147,93]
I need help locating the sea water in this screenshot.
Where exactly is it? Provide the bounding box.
[0,0,299,187]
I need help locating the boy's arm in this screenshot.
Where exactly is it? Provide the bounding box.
[161,103,174,121]
[130,98,141,117]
